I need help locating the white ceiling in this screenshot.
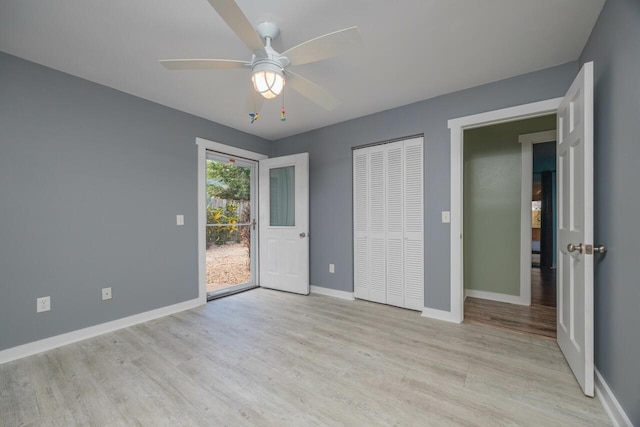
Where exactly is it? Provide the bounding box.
[0,0,605,141]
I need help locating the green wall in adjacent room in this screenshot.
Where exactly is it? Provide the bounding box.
[463,115,556,296]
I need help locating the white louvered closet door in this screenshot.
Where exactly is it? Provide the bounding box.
[368,145,387,304]
[353,149,369,300]
[353,137,423,311]
[403,138,424,310]
[386,141,405,307]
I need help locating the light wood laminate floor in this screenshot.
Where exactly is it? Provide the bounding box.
[1,289,609,426]
[464,268,557,340]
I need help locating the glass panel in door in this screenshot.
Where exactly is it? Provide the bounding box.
[269,166,295,226]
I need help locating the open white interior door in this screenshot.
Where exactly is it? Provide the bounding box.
[258,153,309,295]
[557,61,594,396]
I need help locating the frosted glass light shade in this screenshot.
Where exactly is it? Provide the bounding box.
[251,69,285,99]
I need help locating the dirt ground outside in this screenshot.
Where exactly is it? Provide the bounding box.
[206,242,251,292]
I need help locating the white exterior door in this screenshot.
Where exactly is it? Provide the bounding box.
[557,61,594,397]
[258,153,309,295]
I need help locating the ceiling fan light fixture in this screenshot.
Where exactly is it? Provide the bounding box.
[251,62,285,99]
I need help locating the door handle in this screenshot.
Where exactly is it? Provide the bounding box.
[594,245,607,254]
[567,243,583,254]
[299,232,306,238]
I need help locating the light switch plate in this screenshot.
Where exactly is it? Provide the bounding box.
[37,296,51,313]
[442,211,451,223]
[176,214,184,226]
[329,264,335,273]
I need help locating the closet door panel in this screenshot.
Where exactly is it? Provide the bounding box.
[403,138,424,310]
[369,239,386,303]
[404,240,424,310]
[353,149,369,300]
[386,142,404,307]
[368,147,386,303]
[386,240,404,307]
[404,138,423,237]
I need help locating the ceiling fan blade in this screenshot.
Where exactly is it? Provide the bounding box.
[159,59,249,70]
[286,71,341,111]
[206,0,266,56]
[282,27,363,67]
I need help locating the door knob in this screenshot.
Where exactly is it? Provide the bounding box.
[299,232,306,238]
[567,243,583,253]
[594,245,607,254]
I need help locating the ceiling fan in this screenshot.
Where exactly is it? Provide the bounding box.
[160,0,363,112]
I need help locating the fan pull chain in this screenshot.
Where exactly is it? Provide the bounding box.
[281,88,286,122]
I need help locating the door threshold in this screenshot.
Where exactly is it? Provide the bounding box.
[207,284,258,301]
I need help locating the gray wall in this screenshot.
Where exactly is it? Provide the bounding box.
[463,116,556,296]
[580,0,640,421]
[272,62,578,311]
[0,52,270,351]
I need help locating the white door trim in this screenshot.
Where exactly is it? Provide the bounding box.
[196,138,267,303]
[196,138,269,161]
[465,289,530,305]
[447,98,562,323]
[518,130,557,307]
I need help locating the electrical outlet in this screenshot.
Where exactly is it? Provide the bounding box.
[36,296,51,313]
[329,263,335,273]
[102,287,112,301]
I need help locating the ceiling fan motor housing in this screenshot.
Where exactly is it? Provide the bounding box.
[257,22,280,41]
[251,22,290,99]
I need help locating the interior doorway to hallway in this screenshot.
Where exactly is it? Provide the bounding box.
[529,140,557,333]
[461,116,558,339]
[451,63,595,396]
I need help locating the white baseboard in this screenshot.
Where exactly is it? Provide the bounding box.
[421,306,461,323]
[465,289,529,306]
[310,285,355,301]
[595,368,634,427]
[0,297,204,365]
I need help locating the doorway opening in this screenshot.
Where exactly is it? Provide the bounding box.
[195,137,310,303]
[461,115,558,339]
[449,63,594,396]
[531,141,557,311]
[205,152,257,300]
